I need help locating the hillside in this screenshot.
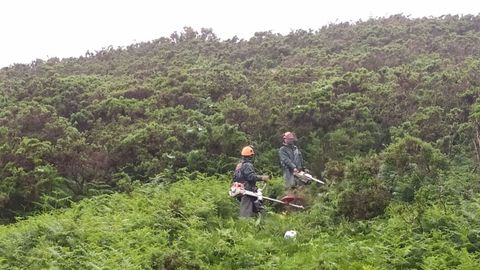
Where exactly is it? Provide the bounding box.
[1,14,480,268]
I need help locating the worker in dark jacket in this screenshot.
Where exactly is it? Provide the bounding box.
[279,132,305,189]
[234,146,269,217]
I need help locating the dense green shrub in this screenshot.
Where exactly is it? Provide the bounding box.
[380,136,449,202]
[336,155,391,220]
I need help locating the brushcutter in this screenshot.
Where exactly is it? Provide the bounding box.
[294,171,325,185]
[229,182,305,209]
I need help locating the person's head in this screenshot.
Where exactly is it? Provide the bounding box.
[283,131,297,145]
[241,146,255,158]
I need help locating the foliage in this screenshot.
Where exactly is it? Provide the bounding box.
[2,14,480,268]
[336,155,391,220]
[0,175,478,269]
[380,136,449,202]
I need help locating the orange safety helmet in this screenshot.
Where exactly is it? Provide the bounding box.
[241,146,255,157]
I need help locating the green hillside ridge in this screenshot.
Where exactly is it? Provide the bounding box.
[2,14,480,268]
[2,14,480,220]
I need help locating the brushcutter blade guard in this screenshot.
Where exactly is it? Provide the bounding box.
[280,194,296,204]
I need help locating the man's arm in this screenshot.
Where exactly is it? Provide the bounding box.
[296,147,306,170]
[242,163,262,184]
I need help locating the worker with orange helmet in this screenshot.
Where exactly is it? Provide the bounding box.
[233,145,269,217]
[279,131,305,189]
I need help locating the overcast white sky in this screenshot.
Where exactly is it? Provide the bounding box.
[1,0,479,68]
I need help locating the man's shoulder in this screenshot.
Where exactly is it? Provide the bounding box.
[243,161,254,166]
[241,162,255,173]
[280,144,295,151]
[241,160,253,167]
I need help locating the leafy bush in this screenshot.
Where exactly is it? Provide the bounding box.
[337,155,391,220]
[380,136,449,202]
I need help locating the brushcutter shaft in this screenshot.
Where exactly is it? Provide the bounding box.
[243,190,304,209]
[262,196,305,209]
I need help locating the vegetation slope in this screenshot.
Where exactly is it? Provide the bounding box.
[1,14,480,269]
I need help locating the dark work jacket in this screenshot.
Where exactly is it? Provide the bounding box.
[238,157,262,191]
[279,144,304,171]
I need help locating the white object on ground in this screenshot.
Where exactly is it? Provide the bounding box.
[284,230,297,239]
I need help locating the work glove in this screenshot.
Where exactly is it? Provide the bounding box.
[261,175,269,182]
